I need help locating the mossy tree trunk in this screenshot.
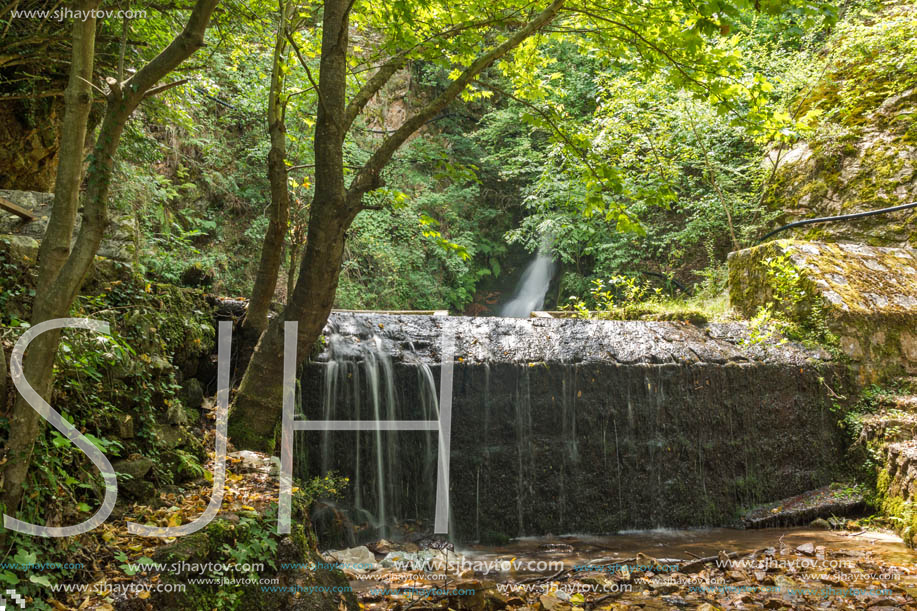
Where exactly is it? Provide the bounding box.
[0,343,7,412]
[228,0,566,451]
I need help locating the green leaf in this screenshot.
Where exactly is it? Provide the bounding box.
[30,574,52,587]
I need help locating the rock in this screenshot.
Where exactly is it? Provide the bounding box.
[228,450,272,473]
[380,549,463,570]
[366,539,398,554]
[0,190,137,262]
[796,542,815,555]
[181,378,204,409]
[113,457,154,499]
[447,579,486,610]
[151,423,185,450]
[180,262,214,288]
[113,456,153,480]
[537,594,569,610]
[742,484,866,529]
[0,234,39,262]
[728,241,917,381]
[538,543,574,553]
[116,414,134,439]
[153,530,211,565]
[166,402,188,426]
[327,546,378,573]
[150,355,172,374]
[810,517,831,529]
[484,588,511,609]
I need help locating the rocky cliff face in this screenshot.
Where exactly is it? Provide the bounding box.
[298,313,849,542]
[0,189,138,264]
[768,1,917,247]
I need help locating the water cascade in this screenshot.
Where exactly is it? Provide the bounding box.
[297,329,439,540]
[298,313,848,544]
[501,251,555,317]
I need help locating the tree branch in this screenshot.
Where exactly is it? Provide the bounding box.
[142,77,190,100]
[343,52,408,131]
[347,0,565,207]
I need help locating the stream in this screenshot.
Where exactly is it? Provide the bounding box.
[336,527,917,609]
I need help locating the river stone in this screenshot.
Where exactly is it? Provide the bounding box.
[328,546,378,572]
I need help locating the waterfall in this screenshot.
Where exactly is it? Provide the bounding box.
[300,312,845,544]
[305,331,439,539]
[501,251,555,317]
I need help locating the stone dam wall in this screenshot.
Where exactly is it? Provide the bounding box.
[297,313,849,543]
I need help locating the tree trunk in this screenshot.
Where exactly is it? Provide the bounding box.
[286,240,300,302]
[242,0,294,337]
[228,0,565,451]
[1,344,7,412]
[0,2,99,523]
[0,0,220,526]
[229,0,352,451]
[35,0,100,297]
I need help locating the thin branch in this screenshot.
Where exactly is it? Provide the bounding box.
[77,75,106,96]
[684,102,739,250]
[285,29,328,120]
[142,77,190,100]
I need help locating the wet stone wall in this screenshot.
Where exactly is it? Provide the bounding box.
[297,313,849,543]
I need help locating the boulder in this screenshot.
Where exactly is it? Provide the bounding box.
[113,457,155,500]
[0,234,38,262]
[327,545,378,572]
[729,240,917,381]
[150,423,186,450]
[181,378,204,409]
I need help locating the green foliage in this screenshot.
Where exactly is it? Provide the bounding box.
[221,507,279,571]
[744,253,838,348]
[0,277,215,556]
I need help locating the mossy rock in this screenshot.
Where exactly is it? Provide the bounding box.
[728,240,917,382]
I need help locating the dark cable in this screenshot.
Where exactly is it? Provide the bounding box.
[639,270,691,296]
[757,201,917,244]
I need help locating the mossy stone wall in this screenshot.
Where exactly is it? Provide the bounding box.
[729,240,917,383]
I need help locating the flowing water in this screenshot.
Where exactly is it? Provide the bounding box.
[459,527,917,577]
[299,313,847,544]
[500,252,555,317]
[299,331,440,539]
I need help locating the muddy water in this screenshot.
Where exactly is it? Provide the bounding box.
[459,527,917,577]
[352,527,917,608]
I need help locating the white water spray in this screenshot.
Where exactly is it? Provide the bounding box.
[501,249,555,318]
